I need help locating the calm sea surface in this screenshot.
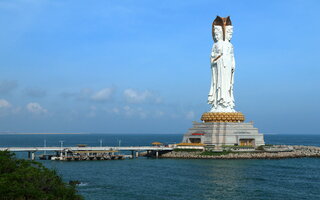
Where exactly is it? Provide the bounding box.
[1,134,320,200]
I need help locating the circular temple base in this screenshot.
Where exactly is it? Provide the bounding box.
[201,112,245,123]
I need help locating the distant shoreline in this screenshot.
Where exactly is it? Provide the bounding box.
[0,133,84,135]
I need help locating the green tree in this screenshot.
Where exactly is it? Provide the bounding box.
[0,151,83,200]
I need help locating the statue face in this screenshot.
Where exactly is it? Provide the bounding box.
[225,26,233,41]
[213,26,223,41]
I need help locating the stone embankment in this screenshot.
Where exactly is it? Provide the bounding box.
[159,145,320,159]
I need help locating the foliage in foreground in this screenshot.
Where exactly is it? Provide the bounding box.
[0,151,83,200]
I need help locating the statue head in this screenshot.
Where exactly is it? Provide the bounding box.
[225,26,233,41]
[213,26,223,42]
[212,16,232,41]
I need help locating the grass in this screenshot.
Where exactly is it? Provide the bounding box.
[173,149,202,152]
[221,145,254,148]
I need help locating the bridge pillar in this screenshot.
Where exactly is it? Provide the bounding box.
[135,151,139,158]
[131,151,135,159]
[156,151,159,158]
[27,152,35,160]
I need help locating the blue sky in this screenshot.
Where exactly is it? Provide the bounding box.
[0,0,320,134]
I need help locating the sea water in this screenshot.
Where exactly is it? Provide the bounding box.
[0,134,320,200]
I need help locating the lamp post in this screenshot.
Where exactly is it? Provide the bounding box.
[59,140,64,157]
[44,139,46,155]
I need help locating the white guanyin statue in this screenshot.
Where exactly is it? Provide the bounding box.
[208,16,236,113]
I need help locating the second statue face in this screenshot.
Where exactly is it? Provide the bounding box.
[225,26,233,41]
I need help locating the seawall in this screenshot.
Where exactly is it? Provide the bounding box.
[159,145,320,159]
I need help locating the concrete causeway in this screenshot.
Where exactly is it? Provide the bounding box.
[0,146,173,152]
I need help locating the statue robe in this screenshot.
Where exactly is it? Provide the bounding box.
[208,40,235,112]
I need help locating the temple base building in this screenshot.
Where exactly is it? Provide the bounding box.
[182,113,265,147]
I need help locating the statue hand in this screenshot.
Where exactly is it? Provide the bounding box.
[211,54,223,62]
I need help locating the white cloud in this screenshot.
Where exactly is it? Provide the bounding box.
[104,105,167,119]
[155,110,165,117]
[123,105,134,116]
[87,106,97,118]
[0,99,21,116]
[26,102,47,114]
[139,111,147,119]
[11,107,21,114]
[80,88,93,96]
[103,107,120,115]
[0,80,18,94]
[0,99,11,108]
[62,87,115,102]
[91,88,114,102]
[60,88,93,100]
[185,111,195,120]
[24,88,47,98]
[123,89,162,104]
[112,107,120,114]
[122,105,148,119]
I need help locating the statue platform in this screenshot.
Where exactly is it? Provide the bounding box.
[182,120,265,147]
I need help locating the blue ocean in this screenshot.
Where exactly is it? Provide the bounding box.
[1,134,320,200]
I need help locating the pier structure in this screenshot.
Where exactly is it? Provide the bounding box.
[0,146,173,160]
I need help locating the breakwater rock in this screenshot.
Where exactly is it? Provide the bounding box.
[160,145,320,159]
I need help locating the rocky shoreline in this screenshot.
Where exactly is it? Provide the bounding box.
[159,145,320,159]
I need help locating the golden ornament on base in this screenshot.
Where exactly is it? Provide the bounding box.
[201,112,245,123]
